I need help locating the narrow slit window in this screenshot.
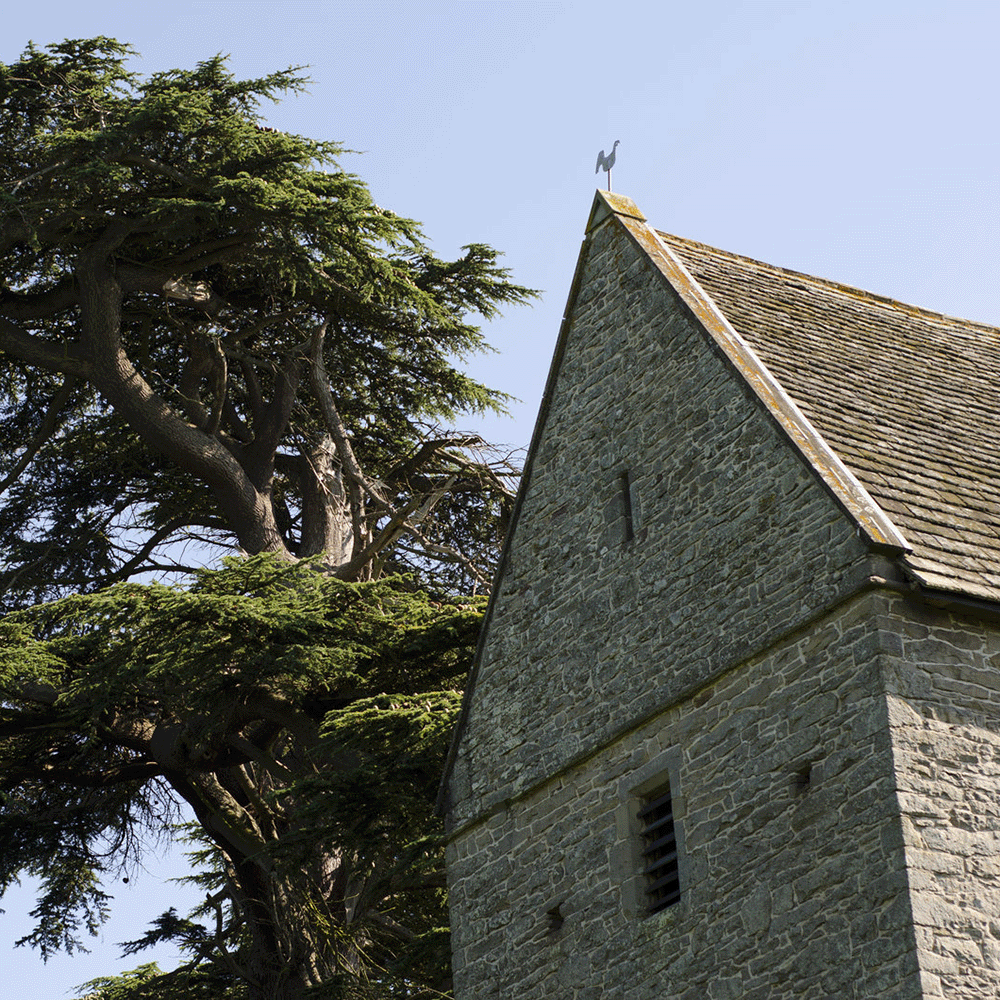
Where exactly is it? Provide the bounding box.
[620,471,635,544]
[638,784,680,913]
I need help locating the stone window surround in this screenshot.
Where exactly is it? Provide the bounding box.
[613,744,690,921]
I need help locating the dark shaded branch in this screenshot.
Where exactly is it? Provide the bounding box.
[118,238,250,296]
[223,310,299,349]
[177,345,213,427]
[0,377,76,495]
[236,689,318,746]
[105,515,206,583]
[236,355,265,429]
[240,356,301,489]
[0,279,79,320]
[118,152,213,193]
[1,759,164,787]
[0,315,92,377]
[0,540,58,599]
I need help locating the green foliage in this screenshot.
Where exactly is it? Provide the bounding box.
[0,556,483,998]
[77,960,245,1000]
[78,965,166,1000]
[0,37,532,606]
[0,36,526,998]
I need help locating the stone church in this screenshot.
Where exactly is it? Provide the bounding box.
[440,189,1000,999]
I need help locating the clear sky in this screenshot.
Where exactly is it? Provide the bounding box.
[3,0,1000,993]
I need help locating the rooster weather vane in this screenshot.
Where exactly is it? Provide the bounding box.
[595,140,620,191]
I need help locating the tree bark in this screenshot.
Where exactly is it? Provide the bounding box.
[71,244,294,560]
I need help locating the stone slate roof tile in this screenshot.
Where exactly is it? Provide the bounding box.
[661,231,1000,603]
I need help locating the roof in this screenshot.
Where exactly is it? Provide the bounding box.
[437,191,1000,813]
[657,230,1000,603]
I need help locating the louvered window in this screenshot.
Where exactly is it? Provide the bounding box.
[638,784,680,913]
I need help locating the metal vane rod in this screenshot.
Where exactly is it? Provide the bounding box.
[595,140,620,191]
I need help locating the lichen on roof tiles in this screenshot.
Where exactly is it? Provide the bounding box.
[660,231,1000,603]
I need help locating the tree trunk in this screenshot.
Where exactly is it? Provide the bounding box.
[75,251,295,561]
[170,741,364,997]
[298,436,354,565]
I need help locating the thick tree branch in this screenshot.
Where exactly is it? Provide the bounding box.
[1,759,164,787]
[242,357,301,488]
[236,354,266,429]
[0,315,92,377]
[206,336,228,435]
[335,493,427,580]
[71,260,291,557]
[309,322,386,508]
[0,279,79,320]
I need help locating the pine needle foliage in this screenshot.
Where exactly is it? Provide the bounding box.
[0,555,482,999]
[0,38,533,607]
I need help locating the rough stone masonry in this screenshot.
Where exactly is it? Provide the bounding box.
[443,193,1000,999]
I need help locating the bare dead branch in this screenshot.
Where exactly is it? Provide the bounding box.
[104,515,203,583]
[162,277,227,316]
[395,527,487,588]
[207,337,228,435]
[6,157,70,193]
[308,321,387,507]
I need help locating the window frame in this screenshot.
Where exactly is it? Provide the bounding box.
[612,746,688,920]
[638,782,681,913]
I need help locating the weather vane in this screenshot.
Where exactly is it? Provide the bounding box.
[595,140,620,191]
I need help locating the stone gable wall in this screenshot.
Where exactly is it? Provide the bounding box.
[447,592,924,999]
[444,208,1000,999]
[880,592,1000,997]
[448,216,876,827]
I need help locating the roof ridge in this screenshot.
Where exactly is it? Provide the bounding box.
[657,230,1000,338]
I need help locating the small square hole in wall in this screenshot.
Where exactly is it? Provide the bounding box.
[793,763,812,795]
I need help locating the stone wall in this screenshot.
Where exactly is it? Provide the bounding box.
[881,592,1000,997]
[444,203,1000,1000]
[447,591,924,999]
[447,212,878,828]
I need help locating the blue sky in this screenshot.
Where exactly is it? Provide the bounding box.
[3,0,1000,993]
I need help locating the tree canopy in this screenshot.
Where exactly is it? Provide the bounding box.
[0,37,532,608]
[0,37,531,999]
[0,556,481,998]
